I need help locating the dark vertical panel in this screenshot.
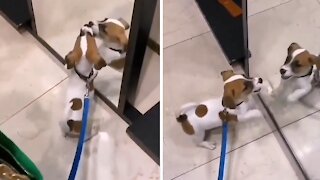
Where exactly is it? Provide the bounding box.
[118,0,158,114]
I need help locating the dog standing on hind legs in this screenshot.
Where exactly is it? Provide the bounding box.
[176,70,265,150]
[60,25,107,137]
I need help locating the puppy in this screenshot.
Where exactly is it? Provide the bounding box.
[60,25,107,137]
[89,18,130,70]
[277,43,320,102]
[176,70,264,150]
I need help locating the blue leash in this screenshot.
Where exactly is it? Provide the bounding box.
[218,122,228,180]
[68,92,91,180]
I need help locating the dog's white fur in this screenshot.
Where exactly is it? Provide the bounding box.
[177,75,264,150]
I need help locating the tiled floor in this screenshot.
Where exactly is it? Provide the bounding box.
[163,0,315,179]
[0,16,158,179]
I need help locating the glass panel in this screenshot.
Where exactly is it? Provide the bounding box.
[248,0,320,178]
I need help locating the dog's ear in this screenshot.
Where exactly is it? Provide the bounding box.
[222,95,236,109]
[65,36,82,69]
[308,54,320,69]
[288,42,301,54]
[220,70,234,81]
[118,18,130,30]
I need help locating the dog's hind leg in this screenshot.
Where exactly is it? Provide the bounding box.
[193,130,216,150]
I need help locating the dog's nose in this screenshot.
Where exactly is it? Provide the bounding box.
[280,68,286,75]
[258,78,263,83]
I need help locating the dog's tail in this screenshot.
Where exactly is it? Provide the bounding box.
[176,103,197,135]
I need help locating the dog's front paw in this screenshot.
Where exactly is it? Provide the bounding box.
[287,94,299,102]
[199,141,217,150]
[81,26,94,36]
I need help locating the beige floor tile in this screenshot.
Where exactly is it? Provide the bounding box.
[163,32,273,179]
[163,0,210,48]
[282,112,320,179]
[248,0,292,16]
[0,79,158,179]
[248,0,320,127]
[0,16,67,123]
[173,133,298,180]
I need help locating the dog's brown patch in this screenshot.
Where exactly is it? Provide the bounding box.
[65,36,82,69]
[223,78,252,109]
[195,104,208,118]
[108,58,126,70]
[100,23,128,50]
[70,98,82,110]
[67,120,82,135]
[176,114,195,135]
[85,34,107,69]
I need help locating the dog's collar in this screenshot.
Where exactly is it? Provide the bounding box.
[109,47,124,54]
[224,75,246,84]
[297,66,313,78]
[74,67,94,82]
[236,101,243,107]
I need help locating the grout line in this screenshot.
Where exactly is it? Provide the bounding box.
[164,30,211,50]
[248,0,294,17]
[171,130,275,179]
[0,77,68,126]
[280,109,320,129]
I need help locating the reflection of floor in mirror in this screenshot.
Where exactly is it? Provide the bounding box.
[163,1,299,179]
[249,0,320,179]
[0,16,158,179]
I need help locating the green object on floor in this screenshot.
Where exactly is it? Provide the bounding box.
[0,131,43,180]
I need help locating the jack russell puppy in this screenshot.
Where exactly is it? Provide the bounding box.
[60,25,107,137]
[88,18,130,70]
[176,70,264,150]
[276,43,320,102]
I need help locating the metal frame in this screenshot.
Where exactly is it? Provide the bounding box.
[1,0,159,164]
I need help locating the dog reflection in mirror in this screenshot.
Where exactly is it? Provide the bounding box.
[176,70,264,150]
[275,43,320,102]
[60,25,107,137]
[88,18,130,70]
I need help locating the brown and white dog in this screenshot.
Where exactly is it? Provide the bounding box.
[176,70,264,150]
[276,43,320,102]
[60,25,107,137]
[89,18,130,70]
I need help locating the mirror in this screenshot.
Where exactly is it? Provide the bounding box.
[248,0,320,178]
[32,0,135,106]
